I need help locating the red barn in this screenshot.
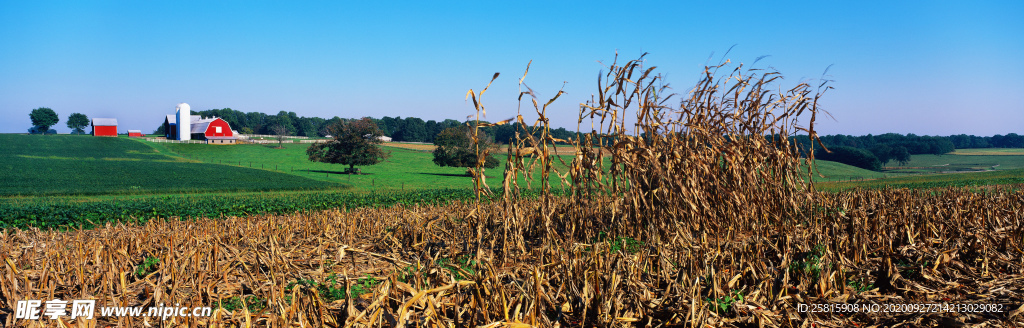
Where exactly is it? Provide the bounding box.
[190,117,236,144]
[127,130,143,137]
[92,118,118,137]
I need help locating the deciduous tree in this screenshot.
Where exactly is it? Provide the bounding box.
[271,124,289,148]
[306,118,390,173]
[29,107,59,134]
[66,113,89,134]
[432,126,499,173]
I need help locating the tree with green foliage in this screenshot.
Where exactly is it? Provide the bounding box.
[29,107,59,134]
[892,146,911,166]
[817,146,882,171]
[869,144,893,166]
[66,113,90,134]
[306,118,390,174]
[432,126,499,172]
[395,117,427,142]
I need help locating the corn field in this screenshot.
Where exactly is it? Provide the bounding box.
[2,54,1023,327]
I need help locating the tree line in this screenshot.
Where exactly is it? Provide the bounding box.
[788,132,1024,171]
[154,108,584,144]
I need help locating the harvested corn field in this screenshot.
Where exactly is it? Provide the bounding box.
[1,189,1022,327]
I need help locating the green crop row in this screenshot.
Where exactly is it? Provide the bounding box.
[0,189,477,230]
[0,188,571,230]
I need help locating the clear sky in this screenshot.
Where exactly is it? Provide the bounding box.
[1,1,1021,136]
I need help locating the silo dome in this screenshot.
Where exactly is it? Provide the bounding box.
[176,103,190,112]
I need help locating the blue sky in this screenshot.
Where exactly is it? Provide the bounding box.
[1,1,1021,136]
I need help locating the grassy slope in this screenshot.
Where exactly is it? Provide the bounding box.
[952,148,1024,155]
[882,151,1024,173]
[806,160,898,182]
[818,149,1024,190]
[817,168,1024,191]
[0,135,343,197]
[156,141,573,191]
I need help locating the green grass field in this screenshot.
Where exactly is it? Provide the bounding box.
[952,148,1024,155]
[806,160,906,182]
[155,141,574,192]
[0,135,343,196]
[818,148,1024,190]
[881,151,1024,174]
[817,168,1024,191]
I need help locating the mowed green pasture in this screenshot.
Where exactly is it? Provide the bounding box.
[0,135,343,196]
[817,168,1024,191]
[806,160,907,182]
[952,148,1024,155]
[882,150,1024,174]
[155,142,575,191]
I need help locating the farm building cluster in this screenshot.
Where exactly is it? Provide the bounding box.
[162,103,238,144]
[90,118,144,137]
[87,103,238,144]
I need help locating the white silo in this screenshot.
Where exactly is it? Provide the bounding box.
[176,103,191,141]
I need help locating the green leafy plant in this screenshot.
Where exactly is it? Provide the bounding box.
[846,277,874,293]
[284,273,381,303]
[586,232,644,255]
[218,295,266,312]
[790,244,828,280]
[134,256,160,277]
[436,254,478,280]
[396,264,418,283]
[705,290,745,313]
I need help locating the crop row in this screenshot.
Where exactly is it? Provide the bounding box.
[0,188,569,230]
[0,189,479,229]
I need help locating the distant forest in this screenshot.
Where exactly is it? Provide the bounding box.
[155,108,1024,155]
[787,133,1024,170]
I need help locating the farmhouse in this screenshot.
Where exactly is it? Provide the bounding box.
[162,114,237,144]
[127,130,143,137]
[92,118,118,137]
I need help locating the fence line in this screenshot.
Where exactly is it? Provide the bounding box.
[241,134,311,139]
[247,139,330,144]
[140,137,329,145]
[142,138,208,144]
